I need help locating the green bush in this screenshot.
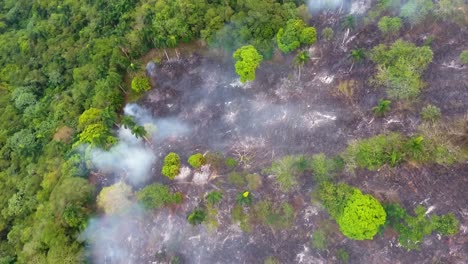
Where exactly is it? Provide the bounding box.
[321,27,334,41]
[264,155,308,192]
[317,182,355,220]
[310,154,343,183]
[188,153,206,168]
[254,200,295,230]
[378,16,402,35]
[131,75,151,93]
[341,15,356,30]
[432,213,459,235]
[277,19,317,53]
[225,157,238,169]
[161,152,181,180]
[350,48,366,63]
[236,191,253,206]
[311,230,327,250]
[205,191,223,205]
[187,209,206,225]
[337,190,386,240]
[337,248,350,263]
[370,40,433,99]
[228,172,246,187]
[137,184,182,209]
[245,174,262,190]
[384,204,459,250]
[460,50,468,64]
[373,99,391,117]
[421,104,441,123]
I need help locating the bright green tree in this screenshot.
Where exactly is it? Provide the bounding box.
[337,190,386,240]
[137,183,181,209]
[233,45,263,83]
[161,152,181,179]
[97,182,133,214]
[188,153,206,168]
[78,108,103,131]
[131,75,151,93]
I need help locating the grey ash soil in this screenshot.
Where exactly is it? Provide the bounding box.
[93,8,468,264]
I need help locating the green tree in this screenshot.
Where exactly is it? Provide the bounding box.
[188,153,206,168]
[78,108,103,131]
[378,16,402,36]
[233,45,263,83]
[187,209,206,225]
[277,19,317,53]
[161,152,181,179]
[337,190,386,240]
[459,50,468,64]
[205,191,223,205]
[97,182,133,214]
[131,75,151,93]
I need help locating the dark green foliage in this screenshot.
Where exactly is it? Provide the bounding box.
[311,230,327,250]
[187,209,206,225]
[460,50,468,64]
[224,157,238,169]
[162,152,181,179]
[378,16,402,35]
[62,204,88,229]
[233,45,263,83]
[384,204,459,250]
[370,40,433,99]
[205,191,223,205]
[294,51,311,66]
[341,15,356,30]
[350,48,366,63]
[421,104,441,123]
[253,200,295,230]
[373,99,392,117]
[137,184,182,210]
[188,153,206,169]
[277,19,317,53]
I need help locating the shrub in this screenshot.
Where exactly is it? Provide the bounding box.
[187,209,206,225]
[370,40,433,99]
[460,50,468,64]
[228,171,246,187]
[264,155,308,192]
[421,104,441,123]
[311,230,327,250]
[337,248,350,263]
[236,191,253,206]
[350,48,366,63]
[137,184,182,209]
[321,27,334,41]
[432,213,459,235]
[225,157,238,169]
[161,152,181,179]
[131,75,151,93]
[378,16,402,35]
[341,15,356,30]
[188,153,206,168]
[277,19,317,53]
[245,174,262,190]
[317,182,355,219]
[337,190,386,240]
[372,99,391,117]
[254,200,295,230]
[205,191,223,205]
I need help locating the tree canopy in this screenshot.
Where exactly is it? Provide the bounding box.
[233,45,263,83]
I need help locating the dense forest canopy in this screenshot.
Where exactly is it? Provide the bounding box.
[0,0,466,263]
